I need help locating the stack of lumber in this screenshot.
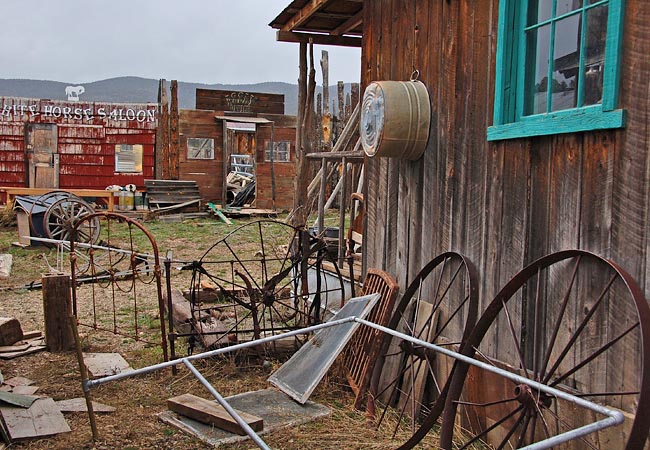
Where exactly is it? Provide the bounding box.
[144,179,202,212]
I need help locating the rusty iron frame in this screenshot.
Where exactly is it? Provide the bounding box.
[70,212,168,361]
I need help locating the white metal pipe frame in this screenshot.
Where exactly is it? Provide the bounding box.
[81,316,625,450]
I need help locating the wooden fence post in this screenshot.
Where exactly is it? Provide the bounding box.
[42,273,75,352]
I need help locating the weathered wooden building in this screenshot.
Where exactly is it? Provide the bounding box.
[177,88,297,210]
[273,0,650,447]
[0,97,157,191]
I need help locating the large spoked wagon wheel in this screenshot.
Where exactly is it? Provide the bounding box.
[187,220,346,352]
[44,196,100,244]
[440,250,650,450]
[367,252,479,449]
[27,191,73,240]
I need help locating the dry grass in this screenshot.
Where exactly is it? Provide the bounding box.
[0,215,445,450]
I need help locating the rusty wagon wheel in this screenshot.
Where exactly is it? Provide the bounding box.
[367,252,479,449]
[186,220,346,351]
[43,195,100,244]
[440,250,650,450]
[27,191,73,240]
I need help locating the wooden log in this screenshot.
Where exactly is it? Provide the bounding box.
[167,393,263,435]
[155,79,167,179]
[159,79,169,179]
[41,274,74,352]
[170,80,180,180]
[0,317,23,346]
[338,80,345,123]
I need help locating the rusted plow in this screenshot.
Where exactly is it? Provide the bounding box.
[176,220,346,354]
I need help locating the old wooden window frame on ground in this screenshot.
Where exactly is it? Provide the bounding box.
[488,0,626,141]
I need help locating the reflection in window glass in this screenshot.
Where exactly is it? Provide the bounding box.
[187,137,214,160]
[528,0,554,25]
[115,144,143,173]
[551,14,581,112]
[584,5,608,105]
[556,0,583,16]
[266,141,291,162]
[525,24,551,115]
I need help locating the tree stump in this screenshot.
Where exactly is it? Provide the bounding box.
[42,273,75,352]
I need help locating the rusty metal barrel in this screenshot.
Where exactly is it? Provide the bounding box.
[360,80,431,160]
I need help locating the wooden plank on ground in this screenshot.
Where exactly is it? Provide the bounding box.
[0,344,46,360]
[0,397,71,441]
[9,386,39,396]
[82,353,133,378]
[55,398,116,413]
[3,377,33,387]
[167,393,263,435]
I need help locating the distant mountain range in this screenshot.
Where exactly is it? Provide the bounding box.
[0,76,357,116]
[0,76,302,115]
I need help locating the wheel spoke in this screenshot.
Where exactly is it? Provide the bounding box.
[501,297,530,379]
[457,405,524,450]
[550,321,639,387]
[543,273,617,384]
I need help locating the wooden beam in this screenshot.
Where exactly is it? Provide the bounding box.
[280,0,332,32]
[159,80,169,179]
[276,31,362,48]
[169,80,180,180]
[167,393,263,435]
[331,10,363,36]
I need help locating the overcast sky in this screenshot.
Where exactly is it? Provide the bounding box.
[0,0,361,85]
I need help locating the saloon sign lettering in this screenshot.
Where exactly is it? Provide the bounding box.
[0,102,156,123]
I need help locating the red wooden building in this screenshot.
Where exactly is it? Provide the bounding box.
[0,97,157,192]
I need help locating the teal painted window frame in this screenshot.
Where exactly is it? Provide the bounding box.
[488,0,626,141]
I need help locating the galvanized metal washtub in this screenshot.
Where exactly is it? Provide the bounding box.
[360,80,431,160]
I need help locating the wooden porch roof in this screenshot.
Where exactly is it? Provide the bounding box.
[269,0,363,48]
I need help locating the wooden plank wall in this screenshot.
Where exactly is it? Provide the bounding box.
[362,0,650,367]
[255,123,296,210]
[178,109,224,203]
[0,97,156,191]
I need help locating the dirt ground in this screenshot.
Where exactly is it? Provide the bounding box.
[0,215,439,450]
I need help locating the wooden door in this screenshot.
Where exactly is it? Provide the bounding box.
[25,123,59,188]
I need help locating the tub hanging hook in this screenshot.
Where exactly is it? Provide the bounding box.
[410,70,420,82]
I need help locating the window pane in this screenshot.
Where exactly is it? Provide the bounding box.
[528,0,553,25]
[187,137,214,160]
[556,0,583,16]
[584,5,608,105]
[266,141,291,162]
[551,14,581,111]
[525,24,551,115]
[115,144,143,173]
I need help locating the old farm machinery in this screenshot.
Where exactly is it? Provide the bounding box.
[170,220,347,357]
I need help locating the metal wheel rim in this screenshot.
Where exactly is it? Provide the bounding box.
[27,191,73,240]
[440,249,650,450]
[188,220,347,349]
[43,196,99,243]
[367,252,479,449]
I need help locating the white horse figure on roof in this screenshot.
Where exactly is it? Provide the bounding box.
[65,85,85,101]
